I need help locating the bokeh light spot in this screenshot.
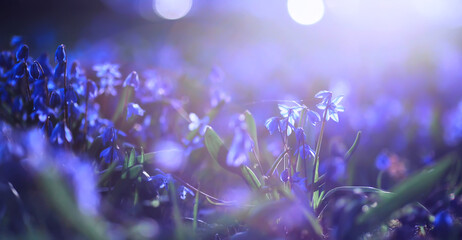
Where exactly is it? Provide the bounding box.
[287,0,325,25]
[154,0,193,20]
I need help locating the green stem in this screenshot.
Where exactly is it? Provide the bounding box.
[377,170,384,189]
[312,99,330,209]
[313,107,328,185]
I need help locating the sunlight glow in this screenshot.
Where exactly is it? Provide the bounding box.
[154,0,193,20]
[287,0,325,25]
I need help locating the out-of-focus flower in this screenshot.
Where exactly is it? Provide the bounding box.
[210,88,230,107]
[86,79,98,99]
[316,90,344,122]
[49,90,61,108]
[99,145,123,163]
[295,144,315,161]
[375,151,390,171]
[93,63,121,79]
[188,113,209,135]
[93,63,122,96]
[386,153,407,180]
[178,186,194,200]
[280,168,289,182]
[123,71,140,90]
[64,86,78,104]
[50,122,72,144]
[226,116,253,167]
[433,210,454,238]
[127,103,145,120]
[16,44,28,62]
[265,117,280,135]
[10,36,23,48]
[306,109,321,126]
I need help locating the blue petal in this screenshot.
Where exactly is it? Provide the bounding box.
[280,168,289,182]
[123,71,140,90]
[306,109,321,126]
[314,90,332,99]
[265,117,279,135]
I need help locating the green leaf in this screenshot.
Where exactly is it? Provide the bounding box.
[204,126,262,190]
[241,165,262,190]
[265,148,290,178]
[124,164,143,180]
[136,152,155,163]
[321,186,391,204]
[204,126,240,175]
[168,181,186,240]
[111,87,133,123]
[244,110,260,157]
[352,154,455,237]
[344,131,361,161]
[193,187,200,232]
[128,148,135,168]
[98,161,118,186]
[140,147,144,164]
[122,152,129,179]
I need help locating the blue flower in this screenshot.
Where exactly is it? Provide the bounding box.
[55,44,66,63]
[16,44,28,62]
[49,90,61,108]
[295,127,306,147]
[127,103,145,120]
[99,145,123,163]
[315,90,344,122]
[147,172,169,190]
[375,152,390,171]
[10,36,23,48]
[188,113,209,135]
[265,117,280,135]
[50,122,72,144]
[178,186,195,200]
[123,71,140,90]
[306,109,321,126]
[30,61,43,80]
[0,51,13,70]
[54,62,66,79]
[280,168,289,182]
[65,86,78,104]
[102,127,117,146]
[93,63,122,79]
[13,61,27,78]
[278,104,303,136]
[93,63,122,96]
[433,210,453,238]
[226,126,253,167]
[295,144,315,161]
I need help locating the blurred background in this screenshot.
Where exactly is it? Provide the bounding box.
[2,0,462,185]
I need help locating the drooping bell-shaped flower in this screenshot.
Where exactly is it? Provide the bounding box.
[16,44,29,62]
[123,71,140,90]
